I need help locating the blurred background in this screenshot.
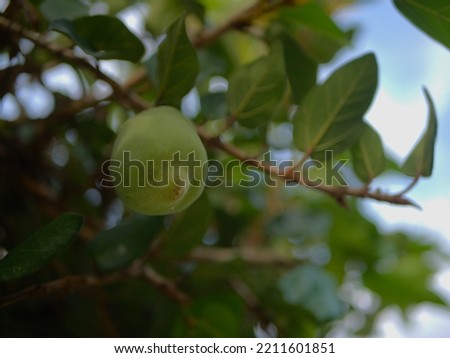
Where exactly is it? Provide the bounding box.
[0,0,449,337]
[328,0,450,337]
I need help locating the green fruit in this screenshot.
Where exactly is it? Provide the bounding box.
[111,106,208,215]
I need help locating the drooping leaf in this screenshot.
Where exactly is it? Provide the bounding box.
[161,192,212,258]
[402,88,438,178]
[278,3,351,63]
[157,15,199,107]
[89,215,164,272]
[281,33,317,104]
[351,122,386,183]
[299,28,354,64]
[278,265,345,322]
[278,4,349,44]
[393,0,450,50]
[228,49,286,128]
[0,213,83,281]
[50,15,145,62]
[293,53,378,159]
[40,0,89,21]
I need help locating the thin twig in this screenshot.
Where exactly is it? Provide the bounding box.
[283,148,314,177]
[0,15,150,111]
[200,132,419,207]
[193,0,294,48]
[141,266,189,304]
[0,272,128,309]
[188,247,303,267]
[0,264,189,309]
[395,176,420,196]
[229,279,272,327]
[0,15,420,208]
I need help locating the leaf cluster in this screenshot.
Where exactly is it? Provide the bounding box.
[0,0,448,338]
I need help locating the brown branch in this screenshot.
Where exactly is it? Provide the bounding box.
[229,279,272,327]
[0,264,189,309]
[201,133,419,207]
[193,0,295,48]
[188,247,303,267]
[284,148,314,177]
[395,176,420,196]
[141,266,189,304]
[0,15,419,208]
[0,15,150,112]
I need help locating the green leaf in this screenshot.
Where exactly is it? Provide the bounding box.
[278,4,351,63]
[401,88,438,177]
[50,15,145,62]
[364,254,445,309]
[147,0,205,36]
[278,265,345,322]
[228,49,287,128]
[0,213,83,281]
[179,293,244,337]
[157,15,199,107]
[40,0,89,21]
[89,215,164,272]
[393,0,450,50]
[200,91,229,120]
[278,4,349,44]
[351,123,386,183]
[161,192,212,258]
[293,53,378,159]
[281,33,317,104]
[326,202,380,280]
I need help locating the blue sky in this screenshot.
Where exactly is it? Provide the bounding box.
[327,0,450,337]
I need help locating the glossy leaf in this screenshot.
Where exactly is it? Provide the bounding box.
[394,0,450,50]
[89,215,164,271]
[402,88,438,177]
[228,49,286,128]
[40,0,89,21]
[293,53,378,159]
[351,123,386,183]
[281,33,317,104]
[50,15,145,62]
[278,265,345,322]
[157,15,199,107]
[0,213,83,281]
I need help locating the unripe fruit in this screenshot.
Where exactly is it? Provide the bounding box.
[111,106,208,215]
